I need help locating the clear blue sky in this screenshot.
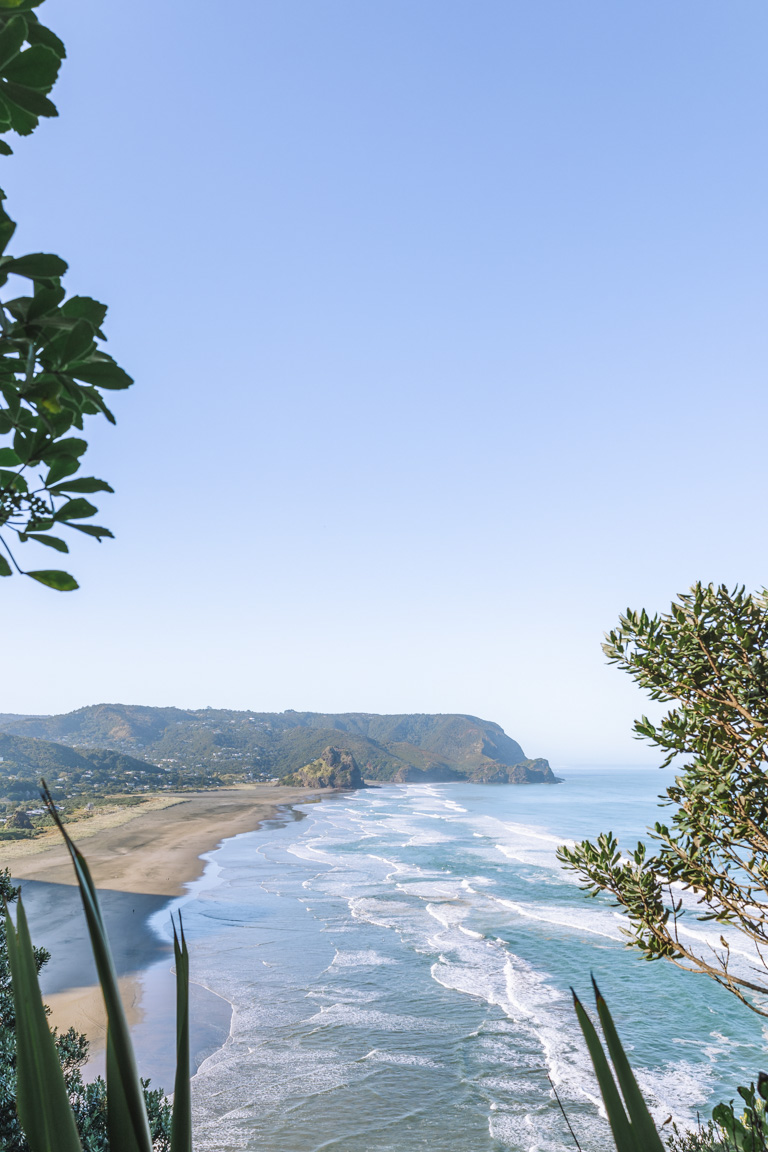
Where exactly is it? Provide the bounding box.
[3,0,767,764]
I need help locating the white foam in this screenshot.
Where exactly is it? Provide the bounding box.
[306,1003,448,1032]
[492,896,625,942]
[329,949,396,968]
[361,1049,444,1068]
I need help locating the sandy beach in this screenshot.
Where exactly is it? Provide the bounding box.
[1,785,323,1063]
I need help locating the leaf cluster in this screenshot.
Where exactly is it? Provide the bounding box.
[712,1075,768,1152]
[0,0,132,590]
[558,584,768,1013]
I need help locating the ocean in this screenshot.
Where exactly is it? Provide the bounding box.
[145,768,767,1152]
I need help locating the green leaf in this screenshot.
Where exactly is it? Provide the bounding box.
[5,899,84,1152]
[43,435,86,460]
[3,43,60,89]
[26,283,65,320]
[0,16,27,71]
[0,553,12,575]
[593,980,665,1152]
[42,790,154,1152]
[170,916,192,1152]
[60,295,108,330]
[68,523,113,540]
[572,989,637,1152]
[0,209,16,252]
[45,455,78,485]
[1,79,57,116]
[72,384,116,424]
[62,318,95,364]
[70,356,133,390]
[54,497,97,521]
[0,251,67,278]
[0,137,13,154]
[0,446,20,464]
[25,22,65,60]
[3,93,35,133]
[27,532,68,552]
[0,467,26,490]
[49,476,113,495]
[26,568,78,590]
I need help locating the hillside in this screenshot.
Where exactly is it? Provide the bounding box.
[0,732,170,802]
[0,705,561,786]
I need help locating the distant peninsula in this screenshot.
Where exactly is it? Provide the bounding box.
[0,706,561,805]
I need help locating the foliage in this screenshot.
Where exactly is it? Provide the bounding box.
[666,1076,768,1152]
[712,1076,768,1152]
[0,0,132,591]
[4,784,191,1152]
[0,866,170,1151]
[558,583,768,1014]
[666,1119,726,1152]
[571,977,665,1152]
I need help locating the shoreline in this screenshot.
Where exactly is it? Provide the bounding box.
[2,785,325,1066]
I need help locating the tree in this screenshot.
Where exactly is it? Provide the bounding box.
[0,0,132,592]
[557,582,768,1016]
[0,866,171,1151]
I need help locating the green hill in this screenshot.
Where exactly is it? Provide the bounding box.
[0,705,561,786]
[0,731,169,802]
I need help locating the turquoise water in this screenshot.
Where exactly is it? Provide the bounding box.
[152,770,768,1151]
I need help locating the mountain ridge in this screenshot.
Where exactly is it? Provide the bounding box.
[0,705,561,786]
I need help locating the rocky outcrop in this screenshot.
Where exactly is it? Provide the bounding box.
[282,746,366,790]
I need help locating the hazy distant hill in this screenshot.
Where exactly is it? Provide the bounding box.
[0,705,560,785]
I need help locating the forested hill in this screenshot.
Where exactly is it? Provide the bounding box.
[0,706,560,785]
[0,731,168,801]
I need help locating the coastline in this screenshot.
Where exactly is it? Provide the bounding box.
[2,785,324,1064]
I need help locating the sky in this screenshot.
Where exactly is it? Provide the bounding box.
[1,0,767,764]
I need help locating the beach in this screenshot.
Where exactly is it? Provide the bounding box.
[1,785,321,1059]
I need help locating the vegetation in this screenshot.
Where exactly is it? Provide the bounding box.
[558,584,768,1014]
[571,977,665,1152]
[0,866,171,1151]
[665,1076,768,1152]
[0,0,131,592]
[4,787,190,1152]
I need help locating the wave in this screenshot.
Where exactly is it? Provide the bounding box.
[180,778,761,1150]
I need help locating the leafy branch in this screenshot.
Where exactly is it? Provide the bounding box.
[0,0,132,591]
[558,583,768,1015]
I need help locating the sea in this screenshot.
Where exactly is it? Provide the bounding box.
[139,768,768,1152]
